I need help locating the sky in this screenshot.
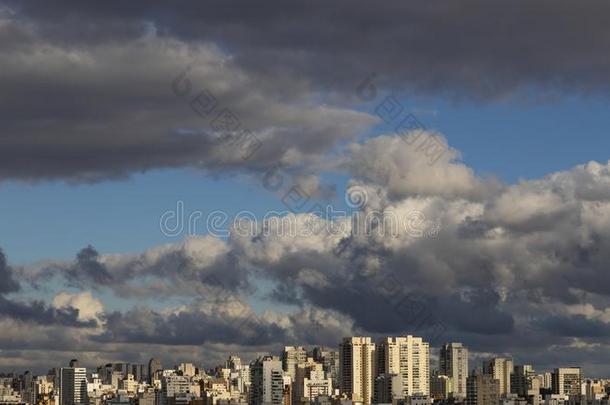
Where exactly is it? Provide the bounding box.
[2,0,610,376]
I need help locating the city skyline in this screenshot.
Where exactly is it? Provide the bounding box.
[0,339,589,380]
[0,339,594,405]
[3,0,610,383]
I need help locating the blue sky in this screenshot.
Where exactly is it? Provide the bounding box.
[2,94,608,265]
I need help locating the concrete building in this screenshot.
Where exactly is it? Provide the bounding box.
[293,363,331,405]
[250,356,284,405]
[178,364,196,377]
[439,343,468,399]
[430,374,453,400]
[483,358,513,397]
[281,347,307,381]
[312,348,339,391]
[60,366,87,405]
[149,359,162,384]
[376,336,430,397]
[466,373,500,405]
[511,365,535,398]
[373,373,403,403]
[551,368,581,396]
[339,337,376,404]
[162,375,192,404]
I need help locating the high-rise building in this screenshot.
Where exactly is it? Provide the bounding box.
[430,373,453,400]
[60,365,87,405]
[482,358,513,396]
[250,356,284,405]
[466,372,500,405]
[149,359,162,384]
[312,348,340,390]
[227,356,242,371]
[162,375,191,403]
[340,337,376,404]
[551,368,581,396]
[511,365,534,397]
[376,336,430,397]
[293,363,331,405]
[374,374,404,403]
[439,343,468,399]
[281,347,307,381]
[177,363,196,377]
[540,372,552,390]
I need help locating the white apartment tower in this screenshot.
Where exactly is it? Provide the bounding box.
[340,337,376,404]
[440,343,469,399]
[376,336,430,398]
[250,356,284,405]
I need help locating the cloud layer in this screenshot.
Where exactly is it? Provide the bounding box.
[3,134,610,374]
[4,0,610,182]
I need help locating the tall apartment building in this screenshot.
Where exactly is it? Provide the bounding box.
[551,368,581,396]
[293,363,332,405]
[537,372,552,390]
[482,358,513,396]
[177,363,196,377]
[149,358,162,384]
[439,343,468,399]
[312,348,340,390]
[250,356,285,405]
[339,337,376,404]
[466,373,500,405]
[60,366,87,405]
[281,347,307,381]
[430,373,453,400]
[376,336,430,397]
[511,365,535,397]
[161,375,191,402]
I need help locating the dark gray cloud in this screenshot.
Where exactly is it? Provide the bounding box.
[0,296,96,328]
[94,302,352,349]
[3,0,610,182]
[0,249,20,294]
[7,0,610,97]
[0,249,96,328]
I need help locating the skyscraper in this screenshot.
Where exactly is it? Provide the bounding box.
[511,365,534,397]
[312,347,340,390]
[376,336,430,397]
[440,342,468,399]
[482,358,513,396]
[340,337,376,404]
[149,358,162,384]
[250,356,284,405]
[293,362,332,405]
[281,347,307,381]
[552,368,581,396]
[466,372,500,405]
[60,364,87,405]
[374,374,404,403]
